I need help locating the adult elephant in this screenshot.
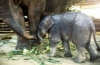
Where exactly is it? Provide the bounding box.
[0,0,34,39]
[13,0,66,50]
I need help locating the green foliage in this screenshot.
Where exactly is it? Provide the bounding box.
[6,50,22,60]
[70,42,76,51]
[24,43,50,56]
[0,38,76,65]
[31,55,40,63]
[47,58,61,64]
[21,38,76,56]
[62,0,86,12]
[30,55,61,65]
[26,40,75,65]
[57,41,76,52]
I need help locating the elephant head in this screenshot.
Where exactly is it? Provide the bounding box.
[38,16,54,41]
[0,0,35,40]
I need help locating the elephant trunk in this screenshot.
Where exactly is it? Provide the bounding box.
[0,0,36,40]
[3,17,35,40]
[37,30,44,43]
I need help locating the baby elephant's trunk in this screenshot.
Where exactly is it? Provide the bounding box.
[37,30,46,43]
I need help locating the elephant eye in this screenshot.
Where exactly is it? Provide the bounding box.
[39,22,44,29]
[39,24,44,29]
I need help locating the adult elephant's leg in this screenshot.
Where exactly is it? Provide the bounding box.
[16,36,31,50]
[28,0,46,45]
[15,7,31,50]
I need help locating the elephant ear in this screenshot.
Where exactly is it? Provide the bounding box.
[44,16,54,30]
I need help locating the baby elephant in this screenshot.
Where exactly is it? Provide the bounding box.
[37,12,100,63]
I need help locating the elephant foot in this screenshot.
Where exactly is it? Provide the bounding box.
[74,59,85,63]
[30,39,41,46]
[90,55,100,61]
[74,57,85,63]
[48,52,55,57]
[48,54,55,57]
[16,40,31,50]
[64,53,72,57]
[74,54,86,63]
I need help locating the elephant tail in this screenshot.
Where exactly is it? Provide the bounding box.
[93,32,100,51]
[91,23,100,51]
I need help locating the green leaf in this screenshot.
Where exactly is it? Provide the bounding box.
[47,58,60,64]
[31,55,40,63]
[23,58,31,60]
[40,62,45,65]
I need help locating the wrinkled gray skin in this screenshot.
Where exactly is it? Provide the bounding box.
[38,12,100,63]
[13,0,66,50]
[0,0,34,40]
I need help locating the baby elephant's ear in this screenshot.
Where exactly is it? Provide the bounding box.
[45,16,54,29]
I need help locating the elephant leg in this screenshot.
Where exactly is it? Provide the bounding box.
[15,7,30,50]
[48,40,59,57]
[16,36,31,50]
[48,36,60,57]
[75,45,86,63]
[28,0,46,45]
[28,14,41,46]
[85,42,100,61]
[28,9,40,46]
[62,39,72,57]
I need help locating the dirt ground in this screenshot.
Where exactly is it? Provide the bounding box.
[0,33,100,65]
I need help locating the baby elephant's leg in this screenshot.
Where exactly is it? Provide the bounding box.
[62,39,72,57]
[48,37,60,57]
[85,42,100,61]
[75,45,86,63]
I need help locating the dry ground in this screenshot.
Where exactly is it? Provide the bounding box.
[0,33,100,65]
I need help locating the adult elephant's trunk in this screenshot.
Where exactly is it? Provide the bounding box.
[0,0,35,39]
[3,18,35,39]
